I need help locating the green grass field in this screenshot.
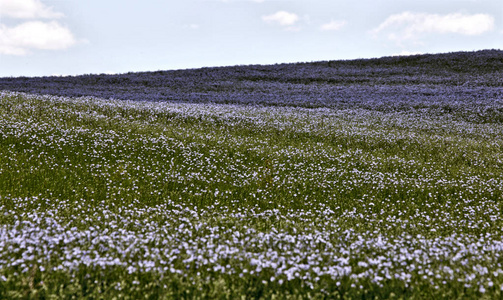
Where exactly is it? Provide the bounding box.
[1,91,503,299]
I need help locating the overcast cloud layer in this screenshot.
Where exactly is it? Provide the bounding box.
[0,0,501,76]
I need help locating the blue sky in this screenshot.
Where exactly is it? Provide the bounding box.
[0,0,502,77]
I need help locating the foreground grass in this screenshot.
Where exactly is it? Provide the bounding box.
[1,91,503,299]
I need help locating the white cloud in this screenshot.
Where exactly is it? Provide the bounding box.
[320,20,346,31]
[262,11,299,26]
[184,24,199,30]
[0,0,82,55]
[0,21,78,55]
[0,0,64,19]
[372,12,495,43]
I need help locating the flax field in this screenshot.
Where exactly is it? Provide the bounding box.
[1,50,503,299]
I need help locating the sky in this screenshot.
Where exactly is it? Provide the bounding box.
[0,0,502,77]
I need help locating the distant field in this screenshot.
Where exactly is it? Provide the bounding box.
[1,50,503,299]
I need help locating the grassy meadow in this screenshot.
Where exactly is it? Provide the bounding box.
[1,86,503,299]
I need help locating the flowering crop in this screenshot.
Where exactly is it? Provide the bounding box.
[1,50,502,121]
[1,50,503,298]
